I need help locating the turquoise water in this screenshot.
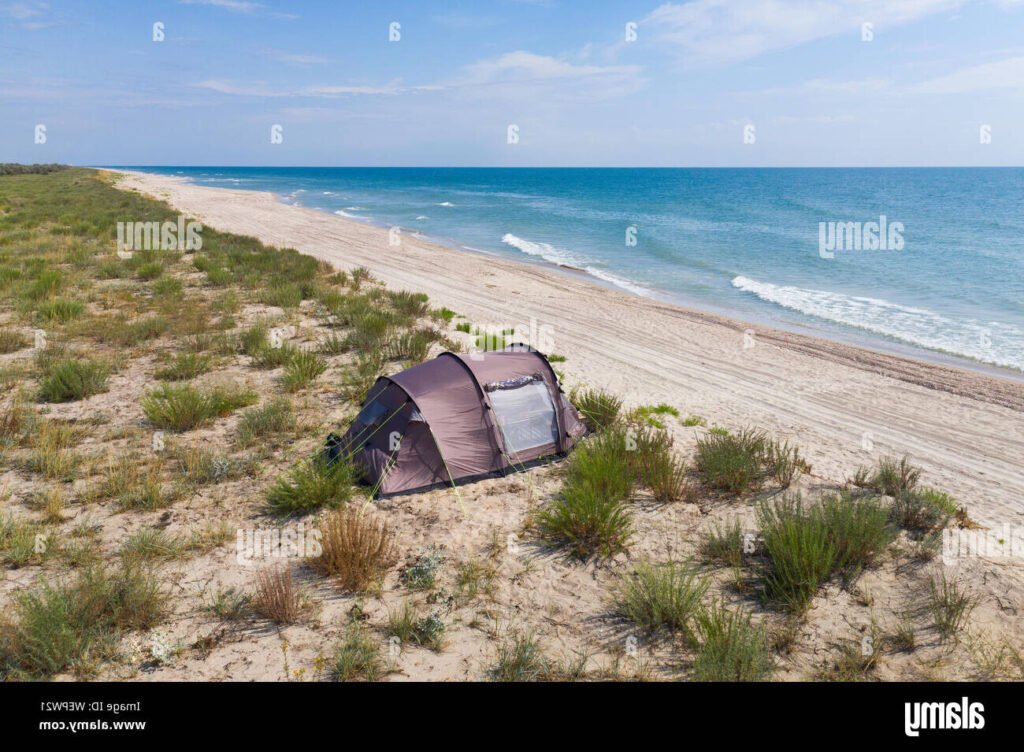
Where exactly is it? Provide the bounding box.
[122,167,1024,375]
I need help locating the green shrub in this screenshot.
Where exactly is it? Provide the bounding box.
[572,388,622,431]
[236,398,296,446]
[38,358,109,402]
[0,329,28,353]
[757,496,837,613]
[400,546,444,591]
[251,342,298,369]
[388,290,430,318]
[699,518,745,568]
[136,262,163,280]
[929,571,976,642]
[265,453,361,516]
[853,455,920,497]
[0,562,165,679]
[890,487,956,534]
[488,631,549,682]
[692,601,773,681]
[613,560,708,638]
[817,491,896,573]
[281,350,327,392]
[629,403,679,429]
[695,428,767,495]
[36,298,84,323]
[142,383,257,431]
[154,353,211,381]
[332,624,383,681]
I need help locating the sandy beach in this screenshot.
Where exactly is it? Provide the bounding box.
[113,169,1024,530]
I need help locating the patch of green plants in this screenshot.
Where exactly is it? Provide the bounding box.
[0,562,165,679]
[571,388,622,431]
[154,353,211,381]
[142,383,257,431]
[692,601,773,682]
[38,357,109,402]
[613,560,708,639]
[265,453,361,516]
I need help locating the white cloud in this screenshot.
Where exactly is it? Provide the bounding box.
[179,0,262,12]
[643,0,963,66]
[194,51,643,101]
[914,55,1024,92]
[3,1,47,19]
[266,49,328,66]
[453,50,640,87]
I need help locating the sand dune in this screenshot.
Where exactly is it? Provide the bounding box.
[112,170,1024,530]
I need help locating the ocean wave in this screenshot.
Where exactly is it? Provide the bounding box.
[731,275,1024,371]
[436,201,455,207]
[415,215,429,220]
[343,206,364,211]
[501,233,653,297]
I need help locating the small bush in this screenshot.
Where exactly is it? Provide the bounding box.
[629,403,679,429]
[173,445,248,486]
[0,562,164,679]
[27,420,79,480]
[265,453,360,516]
[332,624,382,681]
[281,350,327,392]
[252,565,303,624]
[695,428,766,495]
[818,492,895,573]
[142,383,257,431]
[38,358,109,402]
[613,560,708,638]
[154,353,211,381]
[36,298,84,323]
[238,323,269,355]
[136,262,163,280]
[489,631,549,682]
[890,487,955,535]
[853,455,920,497]
[572,388,622,431]
[534,490,632,560]
[692,601,773,682]
[251,342,298,369]
[0,514,47,567]
[388,290,430,318]
[699,518,745,568]
[929,572,976,642]
[645,454,693,502]
[308,508,397,592]
[0,329,28,353]
[400,546,445,591]
[236,398,296,446]
[757,495,837,613]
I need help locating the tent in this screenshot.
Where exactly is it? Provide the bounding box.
[330,347,587,496]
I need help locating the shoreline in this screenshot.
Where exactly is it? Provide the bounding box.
[107,168,1024,527]
[115,168,1024,384]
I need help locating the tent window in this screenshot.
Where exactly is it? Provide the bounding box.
[489,381,559,456]
[356,400,389,427]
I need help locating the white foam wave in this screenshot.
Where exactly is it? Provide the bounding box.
[436,201,455,207]
[731,275,1024,371]
[501,233,653,297]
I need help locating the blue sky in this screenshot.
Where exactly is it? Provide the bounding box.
[2,0,1023,166]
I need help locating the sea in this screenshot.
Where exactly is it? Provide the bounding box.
[121,166,1024,376]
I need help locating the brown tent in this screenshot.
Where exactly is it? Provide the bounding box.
[334,347,587,496]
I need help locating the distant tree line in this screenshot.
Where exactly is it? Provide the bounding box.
[0,163,70,176]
